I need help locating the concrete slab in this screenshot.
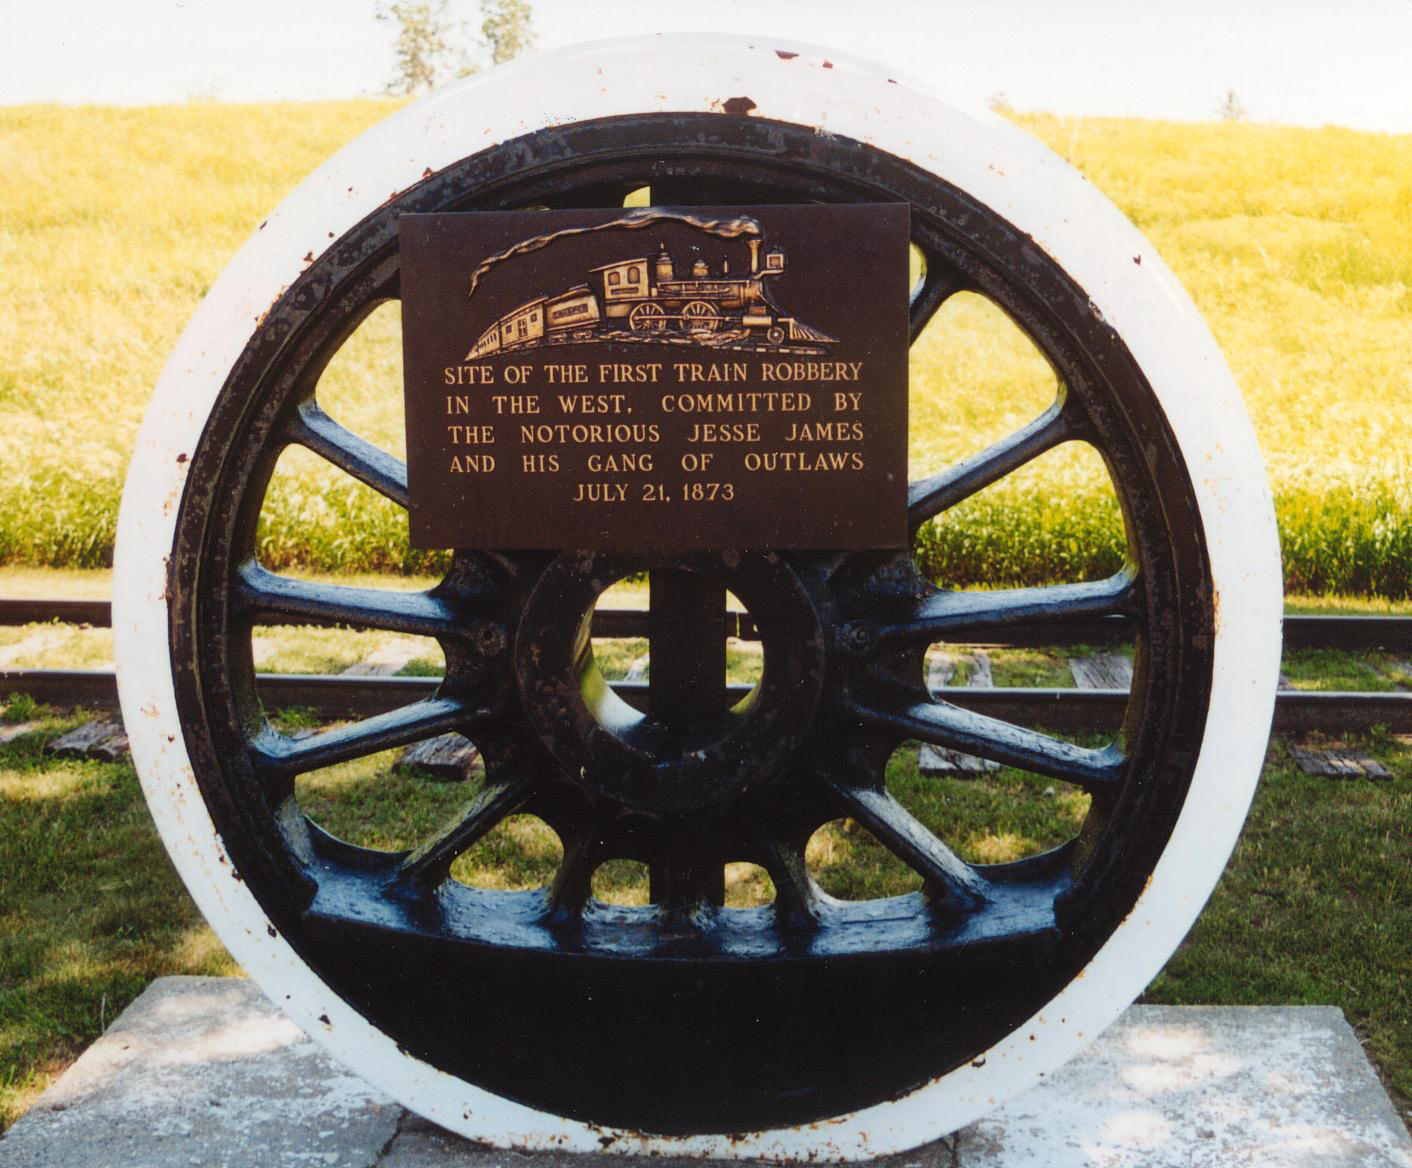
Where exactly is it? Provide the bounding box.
[958,1005,1412,1167]
[2,980,1408,1167]
[0,977,401,1168]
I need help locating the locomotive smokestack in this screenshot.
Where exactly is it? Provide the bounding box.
[748,239,761,273]
[654,246,674,284]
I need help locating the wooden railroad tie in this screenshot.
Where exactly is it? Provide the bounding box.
[394,733,482,783]
[1067,652,1134,691]
[44,718,129,762]
[340,638,433,678]
[919,649,999,776]
[1288,743,1391,781]
[0,626,74,669]
[0,721,42,745]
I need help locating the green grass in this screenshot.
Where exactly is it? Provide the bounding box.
[0,106,1409,593]
[0,705,237,1130]
[1281,648,1400,692]
[1148,736,1412,1113]
[807,747,1093,898]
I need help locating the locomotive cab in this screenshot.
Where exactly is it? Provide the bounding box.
[591,257,651,322]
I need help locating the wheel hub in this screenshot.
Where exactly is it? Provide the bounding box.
[514,550,826,814]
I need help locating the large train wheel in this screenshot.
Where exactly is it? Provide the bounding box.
[114,36,1281,1161]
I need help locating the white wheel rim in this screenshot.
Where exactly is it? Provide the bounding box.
[115,33,1282,1161]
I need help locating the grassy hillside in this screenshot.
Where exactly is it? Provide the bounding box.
[0,103,1408,593]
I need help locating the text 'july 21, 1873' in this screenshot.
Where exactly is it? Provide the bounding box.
[399,203,909,550]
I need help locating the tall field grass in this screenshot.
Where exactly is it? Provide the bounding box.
[0,103,1408,593]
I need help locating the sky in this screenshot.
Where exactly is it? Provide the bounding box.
[4,0,1411,132]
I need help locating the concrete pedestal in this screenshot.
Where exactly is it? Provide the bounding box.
[1,977,1408,1167]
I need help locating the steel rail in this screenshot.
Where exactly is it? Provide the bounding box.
[2,668,1408,734]
[2,598,1410,650]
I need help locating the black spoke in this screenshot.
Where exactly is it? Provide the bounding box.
[908,396,1085,532]
[909,261,968,342]
[234,561,460,636]
[823,780,988,911]
[398,771,535,887]
[850,689,1125,791]
[548,834,598,915]
[755,834,822,926]
[650,830,724,914]
[251,697,470,780]
[290,399,409,509]
[873,573,1137,649]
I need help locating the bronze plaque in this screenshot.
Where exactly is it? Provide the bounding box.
[399,204,909,550]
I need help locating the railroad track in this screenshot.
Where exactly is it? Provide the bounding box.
[1,598,1408,732]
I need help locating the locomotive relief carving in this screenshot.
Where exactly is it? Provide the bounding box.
[464,210,838,359]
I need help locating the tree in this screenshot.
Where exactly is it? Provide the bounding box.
[1216,87,1249,122]
[377,0,463,96]
[479,0,535,67]
[377,0,534,95]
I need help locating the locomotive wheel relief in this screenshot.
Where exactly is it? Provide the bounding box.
[114,38,1281,1161]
